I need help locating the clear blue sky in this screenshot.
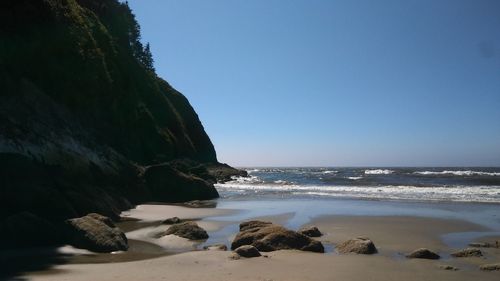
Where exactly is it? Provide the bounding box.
[126,0,500,167]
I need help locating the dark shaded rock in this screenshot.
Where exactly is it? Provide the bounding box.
[439,265,459,271]
[143,164,219,202]
[231,220,324,253]
[162,217,181,224]
[0,0,242,252]
[406,248,440,260]
[163,221,208,240]
[168,159,217,183]
[0,212,61,249]
[87,213,115,228]
[480,263,500,271]
[204,162,248,183]
[451,248,483,258]
[0,153,80,221]
[203,244,228,251]
[65,213,128,253]
[337,237,377,254]
[299,226,322,237]
[234,245,261,258]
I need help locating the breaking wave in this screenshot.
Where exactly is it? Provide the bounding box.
[364,169,394,175]
[216,182,500,203]
[414,170,500,177]
[219,167,500,203]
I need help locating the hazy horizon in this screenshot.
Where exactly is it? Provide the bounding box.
[127,0,500,167]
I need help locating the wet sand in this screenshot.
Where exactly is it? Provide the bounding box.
[24,202,500,281]
[311,215,489,254]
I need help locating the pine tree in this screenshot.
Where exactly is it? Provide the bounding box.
[142,43,155,72]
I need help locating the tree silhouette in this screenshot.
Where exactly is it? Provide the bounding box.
[122,1,154,72]
[142,43,155,72]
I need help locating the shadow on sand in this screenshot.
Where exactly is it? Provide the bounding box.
[0,246,69,281]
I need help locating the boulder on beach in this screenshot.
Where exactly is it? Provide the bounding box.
[480,263,500,271]
[234,245,262,258]
[231,220,324,253]
[65,213,128,253]
[336,237,377,254]
[451,248,483,258]
[163,221,208,240]
[406,248,440,260]
[203,244,228,251]
[298,226,322,237]
[162,217,182,224]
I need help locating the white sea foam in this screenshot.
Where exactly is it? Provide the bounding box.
[364,169,394,175]
[229,175,262,184]
[274,180,291,184]
[215,182,500,203]
[247,169,260,173]
[348,176,363,180]
[322,170,337,174]
[414,170,500,176]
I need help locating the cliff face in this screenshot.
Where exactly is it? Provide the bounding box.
[0,0,242,242]
[1,0,217,164]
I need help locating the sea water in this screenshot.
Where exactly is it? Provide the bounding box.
[215,167,500,203]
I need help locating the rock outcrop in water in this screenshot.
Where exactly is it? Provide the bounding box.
[0,0,243,249]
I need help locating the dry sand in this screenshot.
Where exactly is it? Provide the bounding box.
[23,205,500,281]
[120,203,236,221]
[27,248,499,281]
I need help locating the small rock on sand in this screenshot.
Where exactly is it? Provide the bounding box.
[298,226,322,237]
[406,248,440,260]
[203,244,228,251]
[479,263,500,271]
[439,265,459,271]
[234,245,261,258]
[162,217,181,224]
[336,237,377,254]
[163,221,208,240]
[451,248,482,258]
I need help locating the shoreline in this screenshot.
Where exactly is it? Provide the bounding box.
[20,198,500,280]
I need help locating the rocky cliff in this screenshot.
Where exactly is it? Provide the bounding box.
[0,0,245,248]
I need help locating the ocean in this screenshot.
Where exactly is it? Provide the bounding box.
[215,167,500,203]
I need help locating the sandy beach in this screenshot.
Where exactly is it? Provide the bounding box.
[21,201,500,281]
[3,0,500,280]
[26,249,500,281]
